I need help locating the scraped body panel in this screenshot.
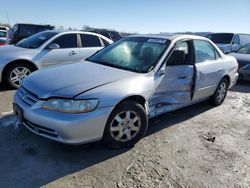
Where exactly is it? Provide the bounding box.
[149,65,194,117]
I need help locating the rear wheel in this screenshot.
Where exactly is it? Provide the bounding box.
[4,63,34,89]
[209,78,228,106]
[103,100,148,149]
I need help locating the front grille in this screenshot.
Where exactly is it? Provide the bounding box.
[23,118,58,138]
[17,86,39,106]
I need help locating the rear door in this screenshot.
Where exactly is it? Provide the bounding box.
[192,40,223,100]
[149,40,195,116]
[79,34,103,60]
[40,33,80,67]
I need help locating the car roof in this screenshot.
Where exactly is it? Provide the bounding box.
[128,34,207,41]
[51,30,112,35]
[41,30,113,43]
[14,23,52,27]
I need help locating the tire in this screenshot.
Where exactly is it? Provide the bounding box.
[4,63,35,89]
[209,78,228,106]
[103,100,148,149]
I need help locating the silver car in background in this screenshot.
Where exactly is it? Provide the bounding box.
[0,30,113,88]
[13,34,238,148]
[207,33,250,54]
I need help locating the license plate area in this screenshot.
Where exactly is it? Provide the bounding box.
[13,103,23,124]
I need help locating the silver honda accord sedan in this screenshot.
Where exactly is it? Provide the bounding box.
[13,34,239,148]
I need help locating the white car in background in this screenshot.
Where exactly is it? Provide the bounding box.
[0,30,113,88]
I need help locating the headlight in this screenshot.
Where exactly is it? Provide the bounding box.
[42,99,99,113]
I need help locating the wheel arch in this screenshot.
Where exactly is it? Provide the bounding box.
[2,59,38,81]
[222,75,231,86]
[112,95,148,114]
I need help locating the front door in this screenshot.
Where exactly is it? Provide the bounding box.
[40,33,80,67]
[149,40,194,117]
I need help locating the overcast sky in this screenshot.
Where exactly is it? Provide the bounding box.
[1,0,250,33]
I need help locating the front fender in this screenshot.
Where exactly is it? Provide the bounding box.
[75,74,156,110]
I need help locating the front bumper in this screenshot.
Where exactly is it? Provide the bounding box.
[14,92,113,144]
[238,65,250,81]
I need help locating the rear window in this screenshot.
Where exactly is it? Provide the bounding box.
[207,33,234,44]
[80,34,101,47]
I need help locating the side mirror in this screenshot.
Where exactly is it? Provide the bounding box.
[48,43,60,50]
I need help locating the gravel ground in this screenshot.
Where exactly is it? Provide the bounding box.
[0,81,249,188]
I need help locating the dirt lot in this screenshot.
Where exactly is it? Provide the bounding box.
[0,81,249,188]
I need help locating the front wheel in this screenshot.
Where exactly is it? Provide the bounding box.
[103,100,148,149]
[209,78,228,106]
[4,63,34,89]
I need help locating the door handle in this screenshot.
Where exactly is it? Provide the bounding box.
[69,51,78,55]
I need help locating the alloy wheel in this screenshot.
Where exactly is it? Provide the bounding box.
[110,110,141,142]
[216,82,227,103]
[9,66,31,88]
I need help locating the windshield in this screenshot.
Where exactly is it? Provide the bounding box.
[237,43,250,54]
[0,31,7,38]
[16,31,58,49]
[207,33,234,44]
[87,37,170,73]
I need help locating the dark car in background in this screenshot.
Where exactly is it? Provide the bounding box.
[207,33,250,54]
[12,23,54,44]
[230,43,250,81]
[86,28,122,41]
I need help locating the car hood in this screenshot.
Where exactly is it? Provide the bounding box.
[0,45,38,60]
[23,61,138,99]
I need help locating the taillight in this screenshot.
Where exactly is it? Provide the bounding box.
[0,43,6,46]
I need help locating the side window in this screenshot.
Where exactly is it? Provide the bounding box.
[52,34,77,48]
[167,41,190,66]
[194,40,216,63]
[232,35,240,45]
[80,34,101,47]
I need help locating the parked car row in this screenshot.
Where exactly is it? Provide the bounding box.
[11,34,239,148]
